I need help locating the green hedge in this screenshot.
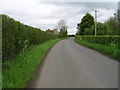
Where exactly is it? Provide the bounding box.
[3,39,61,88]
[75,35,120,59]
[2,14,58,61]
[76,35,119,48]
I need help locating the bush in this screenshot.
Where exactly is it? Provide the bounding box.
[2,14,58,61]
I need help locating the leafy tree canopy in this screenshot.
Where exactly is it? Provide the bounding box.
[77,13,94,35]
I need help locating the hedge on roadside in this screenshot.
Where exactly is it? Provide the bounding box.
[2,14,58,61]
[75,35,119,48]
[75,35,120,59]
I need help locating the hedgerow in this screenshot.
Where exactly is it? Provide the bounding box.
[2,14,58,61]
[75,35,120,60]
[75,35,119,48]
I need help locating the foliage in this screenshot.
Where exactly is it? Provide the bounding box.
[105,16,119,35]
[75,35,119,47]
[77,13,94,35]
[105,9,120,35]
[83,25,94,35]
[53,28,59,34]
[83,22,106,35]
[2,14,58,61]
[3,39,61,88]
[106,17,118,30]
[75,35,120,60]
[57,19,68,35]
[114,8,120,31]
[59,28,67,36]
[118,9,120,31]
[76,10,120,35]
[96,22,107,35]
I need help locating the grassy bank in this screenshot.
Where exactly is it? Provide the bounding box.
[74,36,119,60]
[3,39,61,88]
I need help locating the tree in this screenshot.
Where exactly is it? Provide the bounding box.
[96,22,107,35]
[77,13,94,35]
[106,17,118,31]
[117,8,120,33]
[76,24,80,35]
[83,25,94,35]
[57,19,68,35]
[53,28,59,34]
[83,22,107,35]
[118,10,120,30]
[105,12,119,35]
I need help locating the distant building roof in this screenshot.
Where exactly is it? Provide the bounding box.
[46,29,54,33]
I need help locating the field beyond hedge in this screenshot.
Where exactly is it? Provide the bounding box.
[74,35,120,60]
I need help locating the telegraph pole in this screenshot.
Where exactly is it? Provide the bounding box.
[92,9,99,36]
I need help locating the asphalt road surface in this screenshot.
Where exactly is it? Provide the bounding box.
[29,37,118,88]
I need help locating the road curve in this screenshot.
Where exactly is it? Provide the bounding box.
[29,37,118,88]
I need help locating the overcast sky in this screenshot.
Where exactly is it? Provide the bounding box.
[0,0,119,34]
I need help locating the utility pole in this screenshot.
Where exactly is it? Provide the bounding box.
[92,9,99,36]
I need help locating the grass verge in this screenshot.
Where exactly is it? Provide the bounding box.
[2,39,61,88]
[74,38,120,60]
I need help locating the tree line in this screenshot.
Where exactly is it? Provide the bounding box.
[76,9,120,35]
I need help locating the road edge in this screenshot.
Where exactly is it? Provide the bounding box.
[74,38,119,62]
[26,39,62,88]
